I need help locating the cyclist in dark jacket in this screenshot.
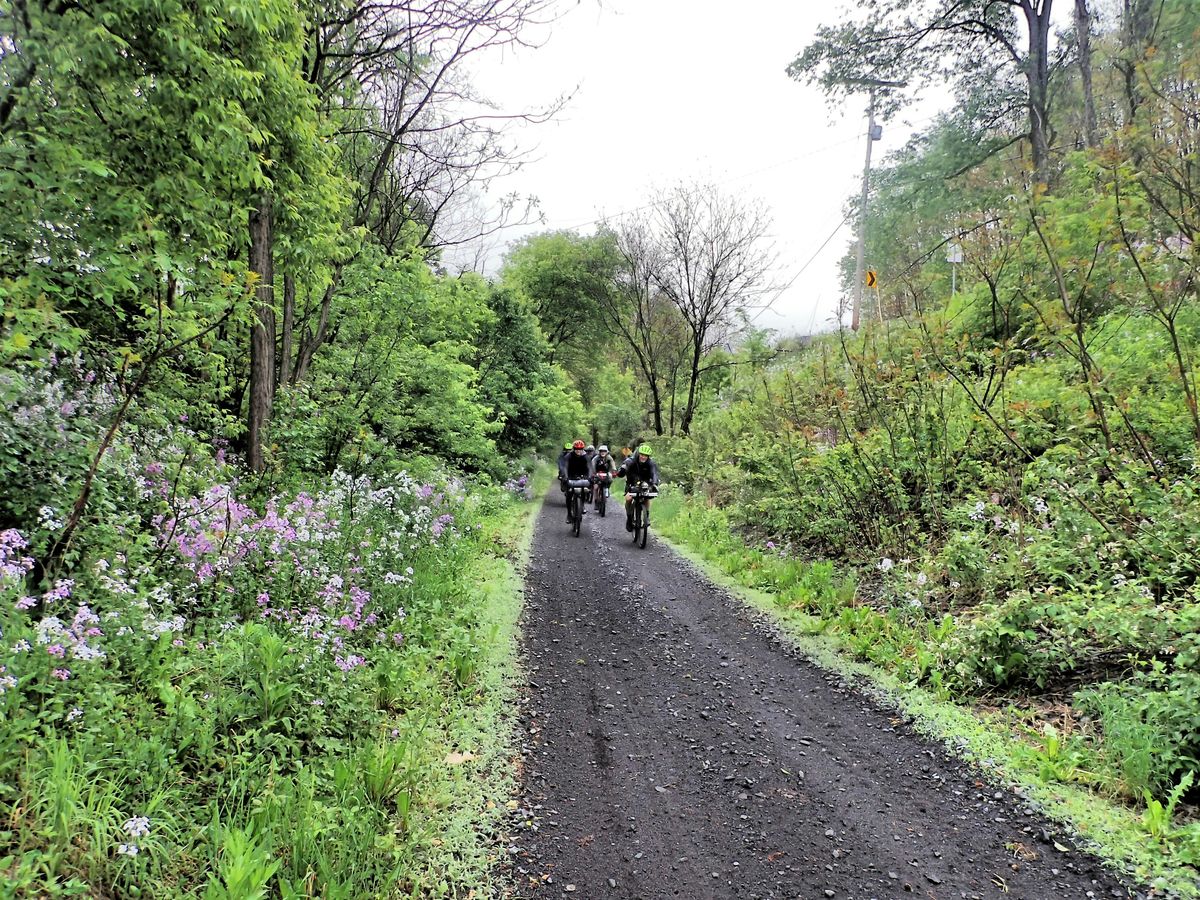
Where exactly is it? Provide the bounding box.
[557,442,573,501]
[563,440,591,523]
[557,442,572,479]
[616,444,660,532]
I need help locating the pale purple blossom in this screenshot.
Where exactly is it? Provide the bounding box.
[123,816,151,838]
[42,579,74,604]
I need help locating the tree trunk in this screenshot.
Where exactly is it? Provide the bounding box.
[668,369,677,435]
[293,265,342,383]
[1075,0,1099,147]
[649,378,665,436]
[247,194,275,473]
[679,339,704,436]
[1118,0,1158,122]
[278,273,295,389]
[1020,1,1054,180]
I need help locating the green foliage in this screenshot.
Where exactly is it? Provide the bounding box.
[1141,771,1195,848]
[499,230,622,407]
[1078,668,1200,800]
[0,0,567,895]
[0,0,343,366]
[0,461,536,897]
[475,286,584,452]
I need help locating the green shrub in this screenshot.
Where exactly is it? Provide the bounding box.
[1076,668,1200,800]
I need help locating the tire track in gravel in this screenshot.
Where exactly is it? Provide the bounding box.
[506,488,1144,900]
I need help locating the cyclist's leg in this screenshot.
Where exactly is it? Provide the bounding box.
[624,494,634,532]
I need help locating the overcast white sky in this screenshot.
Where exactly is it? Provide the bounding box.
[459,0,953,336]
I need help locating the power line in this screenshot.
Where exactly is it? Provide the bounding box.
[750,211,853,329]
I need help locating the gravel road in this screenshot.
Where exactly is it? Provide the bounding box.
[507,489,1143,900]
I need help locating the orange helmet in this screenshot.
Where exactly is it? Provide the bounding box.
[573,440,586,449]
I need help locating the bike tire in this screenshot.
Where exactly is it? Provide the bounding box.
[631,503,641,544]
[598,492,606,517]
[640,518,648,548]
[572,494,582,537]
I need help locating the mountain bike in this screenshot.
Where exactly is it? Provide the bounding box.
[629,481,657,549]
[565,478,590,537]
[592,472,613,517]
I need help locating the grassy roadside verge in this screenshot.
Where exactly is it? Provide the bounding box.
[652,488,1200,899]
[0,467,549,900]
[401,466,546,895]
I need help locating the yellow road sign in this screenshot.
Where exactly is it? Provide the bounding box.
[865,270,877,288]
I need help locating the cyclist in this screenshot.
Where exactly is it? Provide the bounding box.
[591,444,617,506]
[563,440,592,523]
[557,442,573,499]
[616,444,660,532]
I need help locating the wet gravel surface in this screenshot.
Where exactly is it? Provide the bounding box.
[506,490,1145,899]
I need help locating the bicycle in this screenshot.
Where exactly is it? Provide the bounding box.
[592,471,613,517]
[628,481,658,549]
[565,478,591,537]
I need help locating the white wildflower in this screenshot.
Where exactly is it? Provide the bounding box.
[123,815,150,838]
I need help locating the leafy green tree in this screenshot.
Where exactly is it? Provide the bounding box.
[788,0,1059,178]
[475,286,582,453]
[500,230,623,405]
[0,0,346,546]
[271,252,502,475]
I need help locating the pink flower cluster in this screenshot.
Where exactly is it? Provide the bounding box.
[158,485,337,586]
[151,470,470,672]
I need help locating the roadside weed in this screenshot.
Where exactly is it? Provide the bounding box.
[1142,772,1195,844]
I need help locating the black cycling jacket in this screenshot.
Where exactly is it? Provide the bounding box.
[617,456,659,486]
[564,451,592,480]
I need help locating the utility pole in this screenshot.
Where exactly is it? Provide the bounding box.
[947,241,964,297]
[844,77,906,331]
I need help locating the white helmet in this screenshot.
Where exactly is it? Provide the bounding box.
[598,445,609,452]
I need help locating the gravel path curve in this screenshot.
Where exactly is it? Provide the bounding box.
[507,488,1142,900]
